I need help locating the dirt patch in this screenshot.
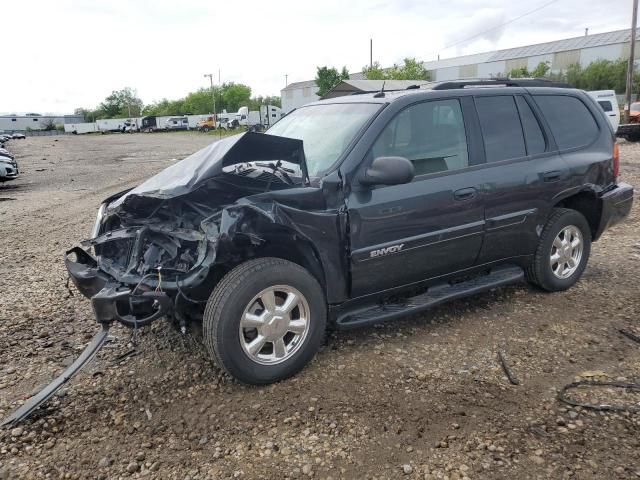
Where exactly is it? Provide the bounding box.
[0,133,639,479]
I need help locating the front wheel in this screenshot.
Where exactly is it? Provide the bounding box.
[203,258,326,384]
[526,208,591,291]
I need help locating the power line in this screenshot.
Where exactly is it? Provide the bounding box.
[436,0,561,55]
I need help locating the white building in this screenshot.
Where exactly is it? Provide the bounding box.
[281,28,640,112]
[0,114,84,132]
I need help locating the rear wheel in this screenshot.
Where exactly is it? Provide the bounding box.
[526,208,591,291]
[203,258,326,384]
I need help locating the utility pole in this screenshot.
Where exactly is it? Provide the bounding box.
[204,73,215,115]
[285,74,288,86]
[625,0,639,123]
[370,38,373,68]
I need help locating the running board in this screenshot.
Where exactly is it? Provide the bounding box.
[336,265,524,330]
[0,324,111,428]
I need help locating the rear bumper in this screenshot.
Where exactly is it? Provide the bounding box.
[65,247,173,327]
[594,182,634,240]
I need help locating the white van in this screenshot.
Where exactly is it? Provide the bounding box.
[587,90,619,131]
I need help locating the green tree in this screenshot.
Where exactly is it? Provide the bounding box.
[363,58,430,81]
[222,83,252,112]
[98,87,143,118]
[315,66,349,97]
[386,58,430,80]
[531,61,551,78]
[247,95,282,111]
[362,61,387,80]
[507,66,530,78]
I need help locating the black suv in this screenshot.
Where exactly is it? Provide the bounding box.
[67,79,633,385]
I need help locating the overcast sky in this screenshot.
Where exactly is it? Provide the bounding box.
[0,0,634,114]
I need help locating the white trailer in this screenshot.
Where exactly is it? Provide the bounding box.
[64,123,98,134]
[97,118,128,133]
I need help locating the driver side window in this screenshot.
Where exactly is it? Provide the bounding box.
[372,99,469,176]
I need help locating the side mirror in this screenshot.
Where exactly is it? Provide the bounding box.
[360,156,414,186]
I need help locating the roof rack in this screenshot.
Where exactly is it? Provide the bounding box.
[431,77,573,90]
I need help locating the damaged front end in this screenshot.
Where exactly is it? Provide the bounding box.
[66,132,309,329]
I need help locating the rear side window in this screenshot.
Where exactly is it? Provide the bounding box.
[475,96,526,162]
[515,96,546,155]
[534,95,599,150]
[597,100,613,112]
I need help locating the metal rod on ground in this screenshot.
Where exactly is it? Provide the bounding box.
[498,350,520,385]
[625,0,639,123]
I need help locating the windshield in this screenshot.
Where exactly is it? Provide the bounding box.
[266,103,380,176]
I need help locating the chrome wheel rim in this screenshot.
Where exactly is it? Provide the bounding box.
[239,285,310,365]
[550,225,583,279]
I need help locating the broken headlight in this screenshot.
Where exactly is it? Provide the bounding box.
[91,203,107,239]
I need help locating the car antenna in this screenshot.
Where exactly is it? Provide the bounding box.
[373,81,386,98]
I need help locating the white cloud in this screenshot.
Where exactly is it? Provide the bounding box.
[0,0,632,113]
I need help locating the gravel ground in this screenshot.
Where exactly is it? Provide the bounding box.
[0,133,639,480]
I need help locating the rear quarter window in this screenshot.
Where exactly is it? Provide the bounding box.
[597,100,613,112]
[534,95,599,150]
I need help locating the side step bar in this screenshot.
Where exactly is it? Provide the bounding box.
[1,324,111,428]
[336,265,524,330]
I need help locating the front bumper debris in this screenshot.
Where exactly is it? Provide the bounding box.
[0,324,112,428]
[66,247,173,328]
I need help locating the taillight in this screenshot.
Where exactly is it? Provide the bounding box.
[613,142,620,179]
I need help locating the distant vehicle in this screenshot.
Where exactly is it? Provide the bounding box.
[587,90,620,131]
[227,106,283,130]
[140,116,159,132]
[165,116,189,130]
[122,119,139,133]
[627,102,640,123]
[0,156,18,182]
[197,115,216,132]
[11,133,25,139]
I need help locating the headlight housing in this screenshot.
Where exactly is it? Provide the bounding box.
[91,203,107,239]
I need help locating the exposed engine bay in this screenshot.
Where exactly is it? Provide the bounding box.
[65,131,345,328]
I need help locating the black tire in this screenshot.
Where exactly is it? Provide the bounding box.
[203,127,210,133]
[203,258,326,384]
[526,208,591,292]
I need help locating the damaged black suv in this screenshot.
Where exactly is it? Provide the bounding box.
[67,79,633,385]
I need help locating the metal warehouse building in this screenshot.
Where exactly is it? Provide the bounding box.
[0,114,84,132]
[281,28,640,113]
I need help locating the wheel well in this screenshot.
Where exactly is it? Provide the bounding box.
[230,231,327,297]
[555,191,601,239]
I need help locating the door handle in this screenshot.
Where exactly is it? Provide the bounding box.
[543,171,562,182]
[453,187,477,201]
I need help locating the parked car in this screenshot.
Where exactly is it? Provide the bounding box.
[587,90,620,131]
[0,148,14,159]
[0,156,18,182]
[58,78,634,389]
[11,133,26,139]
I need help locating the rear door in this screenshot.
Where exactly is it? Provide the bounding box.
[347,97,486,297]
[474,94,571,264]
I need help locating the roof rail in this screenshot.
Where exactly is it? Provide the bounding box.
[431,77,573,90]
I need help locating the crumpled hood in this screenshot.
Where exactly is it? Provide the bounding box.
[110,132,306,210]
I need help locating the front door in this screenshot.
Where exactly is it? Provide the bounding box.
[347,98,486,297]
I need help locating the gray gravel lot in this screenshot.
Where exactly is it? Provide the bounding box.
[0,133,639,479]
